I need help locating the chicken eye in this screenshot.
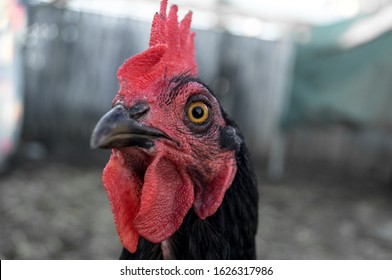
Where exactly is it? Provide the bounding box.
[187,101,209,124]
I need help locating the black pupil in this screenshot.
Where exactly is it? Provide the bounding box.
[192,106,205,119]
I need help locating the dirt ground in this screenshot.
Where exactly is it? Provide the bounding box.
[0,152,391,259]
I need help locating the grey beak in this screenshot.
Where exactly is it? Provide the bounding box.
[90,105,167,149]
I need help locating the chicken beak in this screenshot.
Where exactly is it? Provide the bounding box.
[90,105,167,149]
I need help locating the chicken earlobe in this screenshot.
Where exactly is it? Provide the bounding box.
[192,153,237,219]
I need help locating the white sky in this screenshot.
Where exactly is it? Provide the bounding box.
[64,0,391,25]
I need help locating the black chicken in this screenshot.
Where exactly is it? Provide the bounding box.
[90,0,258,259]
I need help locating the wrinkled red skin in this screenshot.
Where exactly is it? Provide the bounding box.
[102,0,237,253]
[103,81,236,253]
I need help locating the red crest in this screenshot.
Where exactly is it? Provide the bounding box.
[116,0,197,100]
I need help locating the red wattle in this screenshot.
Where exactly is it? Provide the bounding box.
[134,155,194,242]
[102,153,141,253]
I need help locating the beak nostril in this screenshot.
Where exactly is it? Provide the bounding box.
[129,101,150,120]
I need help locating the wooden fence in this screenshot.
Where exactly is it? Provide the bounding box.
[22,4,392,179]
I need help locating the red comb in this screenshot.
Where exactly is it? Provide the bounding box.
[117,0,197,96]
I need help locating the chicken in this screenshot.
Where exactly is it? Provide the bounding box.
[90,0,258,259]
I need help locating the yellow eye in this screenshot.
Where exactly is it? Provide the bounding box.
[187,101,209,124]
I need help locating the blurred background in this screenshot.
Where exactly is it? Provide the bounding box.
[1,0,392,259]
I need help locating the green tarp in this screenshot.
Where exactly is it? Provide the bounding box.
[283,16,392,130]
